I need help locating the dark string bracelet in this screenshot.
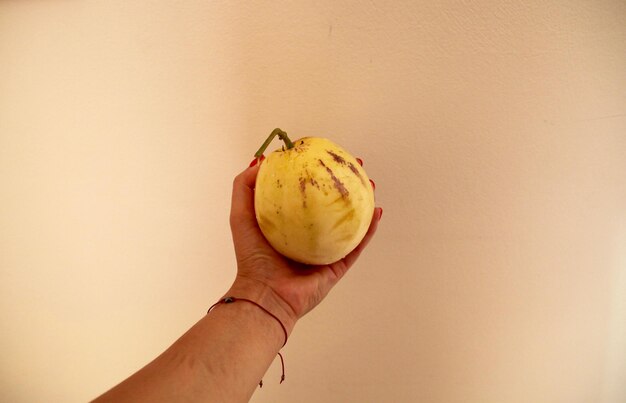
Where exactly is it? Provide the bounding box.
[207,296,288,386]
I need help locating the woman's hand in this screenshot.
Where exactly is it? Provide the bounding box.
[91,156,381,403]
[225,157,382,335]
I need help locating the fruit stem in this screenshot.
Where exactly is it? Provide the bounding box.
[254,128,294,158]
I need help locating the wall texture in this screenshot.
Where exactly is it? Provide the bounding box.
[1,1,625,402]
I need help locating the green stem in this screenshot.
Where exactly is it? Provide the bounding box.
[254,128,294,158]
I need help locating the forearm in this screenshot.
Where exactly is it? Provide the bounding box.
[93,283,296,403]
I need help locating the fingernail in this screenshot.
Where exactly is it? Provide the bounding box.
[379,207,383,220]
[356,157,363,166]
[369,179,376,190]
[249,155,265,167]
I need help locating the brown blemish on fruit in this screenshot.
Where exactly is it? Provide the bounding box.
[299,177,307,208]
[327,150,346,164]
[299,177,306,193]
[319,159,349,198]
[304,168,316,186]
[294,139,309,153]
[327,150,365,186]
[348,162,366,185]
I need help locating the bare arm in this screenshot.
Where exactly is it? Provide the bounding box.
[92,158,382,403]
[92,286,293,403]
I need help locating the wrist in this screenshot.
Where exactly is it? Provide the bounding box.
[224,275,298,340]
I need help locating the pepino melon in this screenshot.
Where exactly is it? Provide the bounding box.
[253,128,375,265]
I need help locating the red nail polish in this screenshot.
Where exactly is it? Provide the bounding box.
[379,207,383,220]
[369,179,376,190]
[356,157,363,166]
[249,158,259,167]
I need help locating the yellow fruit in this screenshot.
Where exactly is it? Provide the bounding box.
[254,129,375,265]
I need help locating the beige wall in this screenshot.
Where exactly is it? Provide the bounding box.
[1,1,625,402]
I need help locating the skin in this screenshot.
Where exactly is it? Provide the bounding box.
[92,158,382,403]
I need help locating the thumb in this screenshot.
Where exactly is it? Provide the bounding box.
[229,159,262,239]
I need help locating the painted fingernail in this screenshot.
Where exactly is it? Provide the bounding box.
[369,179,376,190]
[249,155,265,167]
[356,157,363,166]
[379,207,383,220]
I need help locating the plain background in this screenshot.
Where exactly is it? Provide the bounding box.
[1,1,625,402]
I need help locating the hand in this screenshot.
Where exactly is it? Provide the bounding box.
[225,157,382,334]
